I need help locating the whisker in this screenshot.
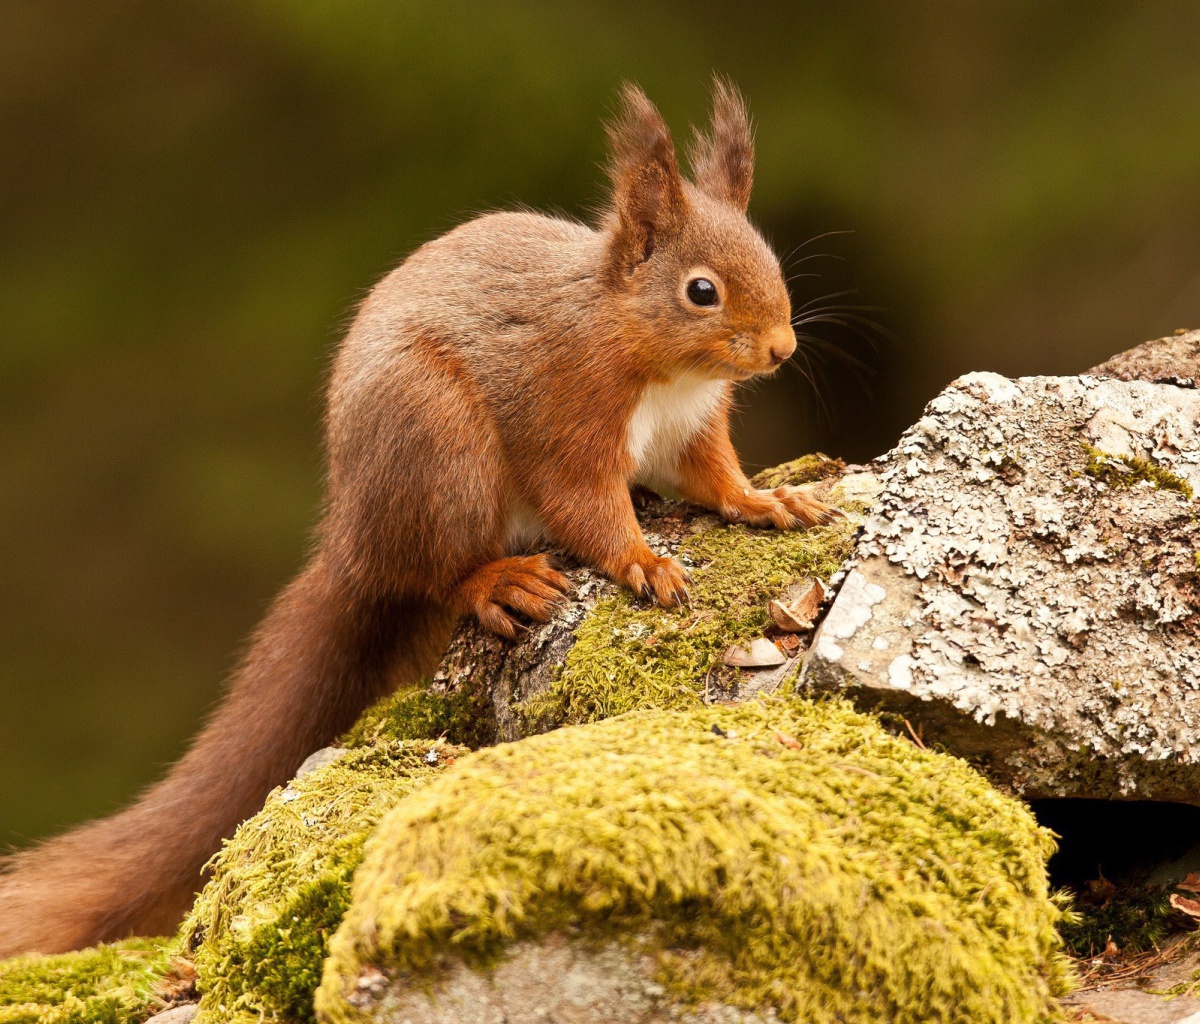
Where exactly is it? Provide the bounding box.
[795,331,876,376]
[792,289,862,314]
[778,230,855,273]
[786,229,856,258]
[786,348,834,428]
[795,313,895,351]
[790,250,847,265]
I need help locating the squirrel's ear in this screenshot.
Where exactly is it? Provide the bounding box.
[604,83,687,276]
[689,75,754,212]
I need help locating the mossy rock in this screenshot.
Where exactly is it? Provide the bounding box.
[184,741,462,1024]
[1082,443,1194,498]
[0,459,1073,1023]
[0,939,180,1024]
[349,478,865,751]
[317,697,1073,1024]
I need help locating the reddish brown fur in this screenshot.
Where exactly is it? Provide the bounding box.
[0,78,832,956]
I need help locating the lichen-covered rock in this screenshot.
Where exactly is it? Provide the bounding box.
[1089,327,1200,385]
[316,698,1072,1024]
[185,740,462,1024]
[803,372,1200,802]
[0,939,181,1024]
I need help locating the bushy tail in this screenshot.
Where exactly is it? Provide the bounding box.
[0,552,450,956]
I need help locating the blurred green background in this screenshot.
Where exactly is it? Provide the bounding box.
[3,0,1200,848]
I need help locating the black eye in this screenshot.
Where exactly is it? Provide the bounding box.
[686,277,718,307]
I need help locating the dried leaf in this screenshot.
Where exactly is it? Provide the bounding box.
[768,599,812,632]
[773,730,802,750]
[777,632,802,658]
[722,637,787,668]
[768,580,829,633]
[1170,893,1200,918]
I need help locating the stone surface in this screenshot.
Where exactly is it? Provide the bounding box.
[1066,939,1200,1023]
[802,372,1200,802]
[1090,328,1200,386]
[1067,988,1200,1024]
[294,745,348,778]
[144,1004,199,1024]
[351,937,774,1024]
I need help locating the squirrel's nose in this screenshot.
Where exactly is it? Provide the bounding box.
[766,325,797,366]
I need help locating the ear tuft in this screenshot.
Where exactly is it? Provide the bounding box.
[604,83,687,277]
[689,74,755,212]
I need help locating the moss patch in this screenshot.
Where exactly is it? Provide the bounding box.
[0,939,178,1024]
[523,511,857,726]
[750,453,846,489]
[185,741,461,1024]
[1058,882,1185,958]
[341,684,491,749]
[1083,445,1194,499]
[318,697,1073,1024]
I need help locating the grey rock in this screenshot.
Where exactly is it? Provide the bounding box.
[1066,939,1200,1023]
[354,935,775,1024]
[802,372,1200,802]
[294,746,347,778]
[1065,988,1200,1024]
[144,1005,198,1024]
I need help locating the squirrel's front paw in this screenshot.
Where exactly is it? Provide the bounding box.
[617,551,690,609]
[456,553,572,640]
[721,486,840,530]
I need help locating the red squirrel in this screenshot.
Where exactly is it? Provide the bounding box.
[0,79,832,956]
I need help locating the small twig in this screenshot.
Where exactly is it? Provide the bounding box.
[1071,933,1195,990]
[903,719,926,750]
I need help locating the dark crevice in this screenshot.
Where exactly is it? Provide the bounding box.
[1032,798,1200,955]
[1032,799,1200,890]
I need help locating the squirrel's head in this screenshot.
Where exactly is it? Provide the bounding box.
[601,78,794,381]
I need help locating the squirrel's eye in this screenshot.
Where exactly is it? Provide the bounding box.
[686,278,718,307]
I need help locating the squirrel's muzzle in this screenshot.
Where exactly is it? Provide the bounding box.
[765,325,797,367]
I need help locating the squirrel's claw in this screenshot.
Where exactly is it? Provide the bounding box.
[617,551,689,609]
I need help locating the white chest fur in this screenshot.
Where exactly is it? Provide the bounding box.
[627,374,726,488]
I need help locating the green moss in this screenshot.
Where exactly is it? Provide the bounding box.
[1058,883,1181,957]
[750,453,846,489]
[185,741,460,1024]
[341,684,492,749]
[1083,445,1194,499]
[318,697,1073,1024]
[522,511,858,727]
[0,939,178,1024]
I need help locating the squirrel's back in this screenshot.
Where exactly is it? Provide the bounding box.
[347,213,601,356]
